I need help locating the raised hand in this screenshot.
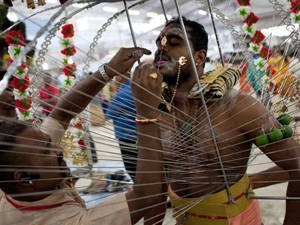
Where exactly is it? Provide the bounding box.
[131,62,162,119]
[106,47,151,78]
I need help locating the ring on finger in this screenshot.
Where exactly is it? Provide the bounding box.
[148,72,158,79]
[131,50,139,59]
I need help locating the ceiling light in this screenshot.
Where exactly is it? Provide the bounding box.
[198,10,207,16]
[103,6,118,13]
[129,10,140,16]
[147,12,158,17]
[72,3,89,8]
[152,30,160,35]
[76,17,89,31]
[262,25,293,37]
[6,11,18,22]
[46,0,58,3]
[42,63,49,70]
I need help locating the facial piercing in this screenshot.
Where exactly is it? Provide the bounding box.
[161,36,167,47]
[148,72,158,79]
[178,56,187,66]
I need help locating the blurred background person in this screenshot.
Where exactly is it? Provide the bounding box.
[105,75,137,182]
[88,72,105,126]
[38,74,60,116]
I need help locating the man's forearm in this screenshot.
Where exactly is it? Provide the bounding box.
[50,71,109,129]
[127,122,165,224]
[249,165,289,189]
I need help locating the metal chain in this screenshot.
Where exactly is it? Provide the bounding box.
[197,0,252,62]
[269,0,299,42]
[82,0,146,76]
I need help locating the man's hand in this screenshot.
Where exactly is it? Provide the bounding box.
[106,47,151,77]
[131,62,162,119]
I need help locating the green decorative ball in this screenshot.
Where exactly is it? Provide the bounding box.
[277,113,292,125]
[282,125,293,138]
[255,133,269,146]
[268,128,283,142]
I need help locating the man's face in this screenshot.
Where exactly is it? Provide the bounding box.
[154,24,194,85]
[12,128,70,192]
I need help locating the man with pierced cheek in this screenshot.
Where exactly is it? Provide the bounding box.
[134,16,300,225]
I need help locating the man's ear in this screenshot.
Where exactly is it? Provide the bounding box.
[14,171,33,186]
[13,171,23,181]
[194,50,207,67]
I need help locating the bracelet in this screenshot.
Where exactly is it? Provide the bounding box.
[98,63,112,82]
[135,118,159,125]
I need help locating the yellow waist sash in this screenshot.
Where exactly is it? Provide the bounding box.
[169,174,253,225]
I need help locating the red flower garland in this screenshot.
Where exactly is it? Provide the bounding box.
[290,0,300,14]
[237,0,250,6]
[61,46,77,56]
[10,75,30,92]
[62,63,77,77]
[15,98,32,113]
[5,30,25,46]
[4,30,33,120]
[288,0,300,22]
[251,30,265,45]
[243,12,259,27]
[61,24,75,38]
[259,46,272,60]
[60,24,77,79]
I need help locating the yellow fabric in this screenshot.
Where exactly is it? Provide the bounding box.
[169,174,254,225]
[269,56,290,84]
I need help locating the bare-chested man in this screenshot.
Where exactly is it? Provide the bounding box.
[131,17,300,225]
